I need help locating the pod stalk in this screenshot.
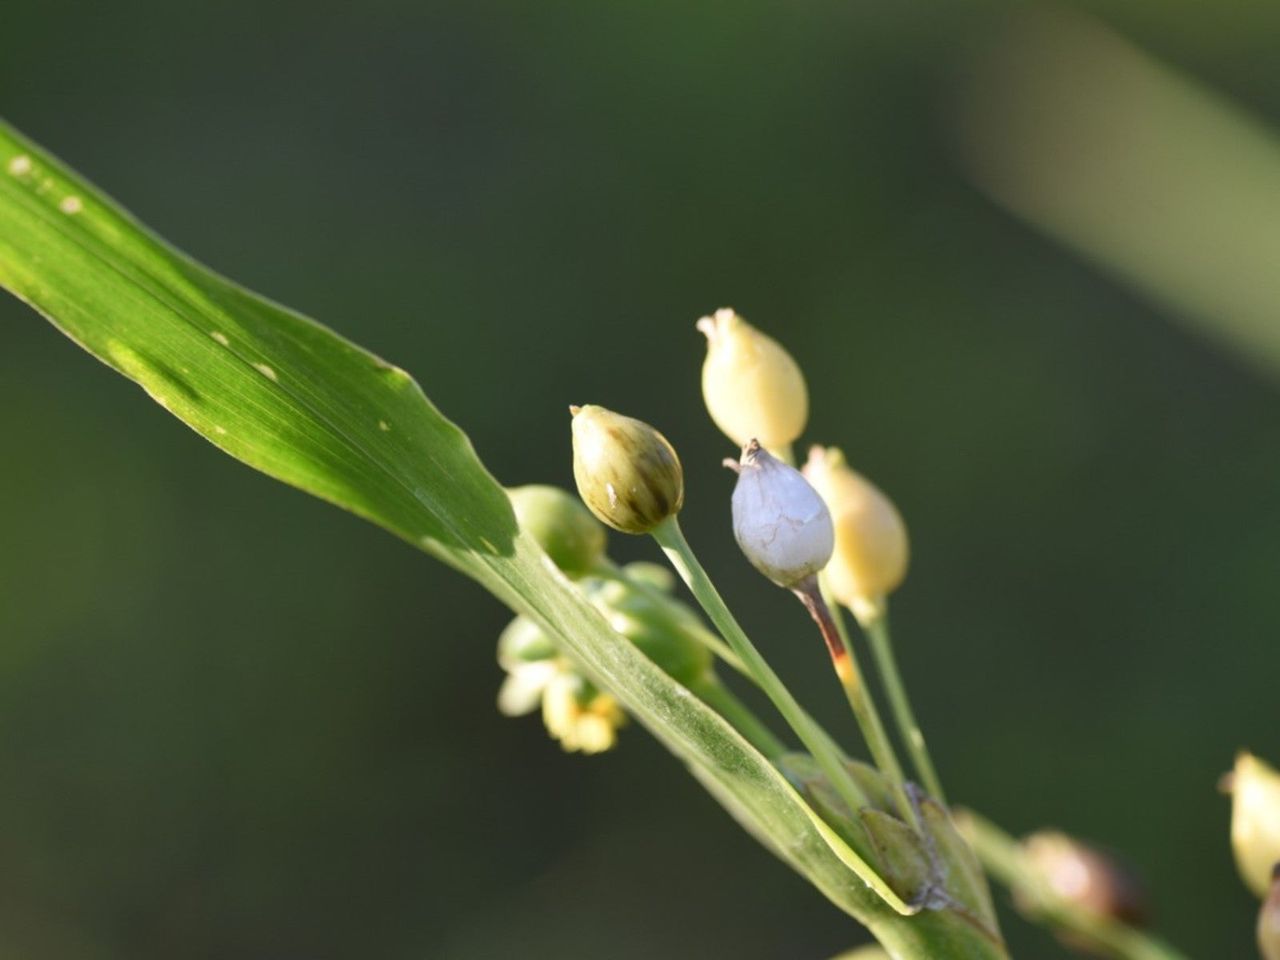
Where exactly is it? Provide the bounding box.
[650,516,871,813]
[792,575,916,827]
[865,611,947,804]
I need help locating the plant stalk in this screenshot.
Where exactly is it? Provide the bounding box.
[594,556,861,763]
[591,559,747,673]
[863,610,946,804]
[651,517,870,811]
[795,576,914,825]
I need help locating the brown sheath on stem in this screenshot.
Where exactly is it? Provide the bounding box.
[793,574,855,684]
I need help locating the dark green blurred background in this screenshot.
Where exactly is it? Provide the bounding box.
[3,1,1278,956]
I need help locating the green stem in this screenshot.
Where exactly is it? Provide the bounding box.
[797,576,914,825]
[864,611,946,804]
[651,517,870,811]
[955,809,1190,960]
[689,624,752,679]
[592,555,858,762]
[688,675,787,759]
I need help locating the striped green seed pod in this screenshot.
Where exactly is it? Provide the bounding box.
[570,405,684,534]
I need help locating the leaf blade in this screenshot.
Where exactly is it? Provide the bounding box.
[0,121,513,574]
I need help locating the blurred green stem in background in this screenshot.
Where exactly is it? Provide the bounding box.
[956,809,1190,960]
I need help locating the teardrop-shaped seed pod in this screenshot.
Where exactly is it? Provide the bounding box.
[729,440,833,588]
[570,405,684,534]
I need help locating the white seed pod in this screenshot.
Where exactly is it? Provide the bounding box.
[729,440,834,588]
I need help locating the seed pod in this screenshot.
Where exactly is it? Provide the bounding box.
[803,446,909,622]
[1021,831,1148,926]
[698,308,808,451]
[1259,866,1280,960]
[1226,752,1280,898]
[729,440,834,588]
[508,484,607,577]
[570,405,684,534]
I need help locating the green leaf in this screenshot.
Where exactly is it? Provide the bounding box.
[0,120,1008,958]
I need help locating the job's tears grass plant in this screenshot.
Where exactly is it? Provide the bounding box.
[0,119,1276,957]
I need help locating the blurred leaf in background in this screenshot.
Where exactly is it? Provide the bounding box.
[956,6,1280,379]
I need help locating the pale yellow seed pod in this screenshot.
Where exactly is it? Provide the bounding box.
[1226,752,1280,898]
[803,445,909,624]
[697,308,808,452]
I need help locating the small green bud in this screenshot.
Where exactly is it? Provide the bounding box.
[507,484,607,578]
[570,404,684,534]
[619,560,676,593]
